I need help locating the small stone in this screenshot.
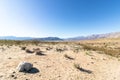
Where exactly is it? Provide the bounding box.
[10,74,14,77]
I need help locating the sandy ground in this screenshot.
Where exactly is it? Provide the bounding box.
[0,44,120,80]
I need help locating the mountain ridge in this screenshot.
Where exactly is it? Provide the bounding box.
[0,32,119,41]
[66,32,120,41]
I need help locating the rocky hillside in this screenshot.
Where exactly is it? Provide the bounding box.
[66,32,120,41]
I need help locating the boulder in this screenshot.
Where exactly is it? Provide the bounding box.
[17,62,33,72]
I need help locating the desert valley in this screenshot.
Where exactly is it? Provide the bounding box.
[1,0,120,80]
[0,37,120,80]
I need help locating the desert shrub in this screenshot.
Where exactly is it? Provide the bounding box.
[46,47,53,51]
[85,51,92,56]
[74,63,92,74]
[21,47,26,50]
[33,48,40,52]
[32,48,45,55]
[26,49,34,53]
[35,51,45,55]
[56,48,64,53]
[74,63,80,70]
[55,46,68,53]
[73,47,81,53]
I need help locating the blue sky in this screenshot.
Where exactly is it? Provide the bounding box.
[0,0,120,38]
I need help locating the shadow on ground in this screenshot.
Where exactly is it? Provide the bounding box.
[26,67,40,74]
[79,67,92,74]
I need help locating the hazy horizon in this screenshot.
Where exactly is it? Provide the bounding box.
[0,0,120,38]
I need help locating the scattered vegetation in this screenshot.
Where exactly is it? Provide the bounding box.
[85,51,93,56]
[21,47,26,50]
[56,48,65,53]
[73,47,80,53]
[81,44,120,57]
[26,49,34,53]
[74,63,81,70]
[35,51,45,56]
[74,63,92,74]
[46,47,53,51]
[33,48,40,52]
[33,48,45,55]
[0,40,75,46]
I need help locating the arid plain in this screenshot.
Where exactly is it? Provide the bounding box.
[0,39,120,80]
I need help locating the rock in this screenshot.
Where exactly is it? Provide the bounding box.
[17,62,33,72]
[10,74,15,77]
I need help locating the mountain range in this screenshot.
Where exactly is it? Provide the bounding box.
[66,32,120,41]
[0,32,120,41]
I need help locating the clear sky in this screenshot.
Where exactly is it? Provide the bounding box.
[0,0,120,38]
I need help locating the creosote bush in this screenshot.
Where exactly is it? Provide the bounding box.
[26,49,34,53]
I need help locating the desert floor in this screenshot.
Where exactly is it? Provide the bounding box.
[0,40,120,80]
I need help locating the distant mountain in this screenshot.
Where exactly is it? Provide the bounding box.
[0,36,63,41]
[0,36,32,40]
[66,32,120,41]
[31,37,63,41]
[0,32,119,41]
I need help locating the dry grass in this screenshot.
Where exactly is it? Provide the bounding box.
[80,43,120,57]
[74,63,80,70]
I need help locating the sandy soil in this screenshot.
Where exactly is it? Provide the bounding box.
[0,43,120,80]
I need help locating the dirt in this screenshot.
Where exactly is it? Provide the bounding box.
[0,43,120,80]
